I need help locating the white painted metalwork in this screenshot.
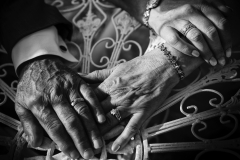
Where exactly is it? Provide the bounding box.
[0,0,239,160]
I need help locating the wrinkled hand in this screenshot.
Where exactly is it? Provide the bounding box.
[149,0,232,66]
[83,51,180,153]
[82,36,204,153]
[15,56,105,159]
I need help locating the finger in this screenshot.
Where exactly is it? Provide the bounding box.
[101,96,115,112]
[201,3,232,58]
[103,125,125,140]
[53,97,98,159]
[31,104,79,159]
[100,107,129,135]
[69,92,103,151]
[107,141,134,155]
[80,68,113,83]
[173,19,216,65]
[159,26,200,57]
[93,85,108,101]
[79,82,106,123]
[186,6,224,66]
[209,0,231,14]
[15,103,44,148]
[111,113,143,152]
[129,134,141,149]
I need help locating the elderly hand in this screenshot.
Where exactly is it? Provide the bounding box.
[83,38,203,153]
[15,56,106,159]
[148,0,232,66]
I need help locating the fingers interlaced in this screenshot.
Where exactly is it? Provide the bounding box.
[30,102,80,159]
[69,89,103,153]
[79,82,106,123]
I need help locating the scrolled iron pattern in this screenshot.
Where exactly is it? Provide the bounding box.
[0,1,239,160]
[180,89,224,117]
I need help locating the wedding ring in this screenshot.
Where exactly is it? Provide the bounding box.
[110,109,121,121]
[71,97,85,106]
[180,23,197,37]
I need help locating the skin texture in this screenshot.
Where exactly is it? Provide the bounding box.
[13,0,233,158]
[15,56,106,159]
[83,39,204,153]
[149,0,232,66]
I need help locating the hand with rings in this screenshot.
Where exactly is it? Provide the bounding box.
[148,0,232,66]
[82,41,204,155]
[15,57,106,159]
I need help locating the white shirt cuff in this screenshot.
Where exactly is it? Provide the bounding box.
[12,26,78,74]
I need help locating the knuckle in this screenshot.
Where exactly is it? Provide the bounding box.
[200,4,209,13]
[83,88,95,99]
[181,46,192,55]
[75,104,88,115]
[50,88,64,104]
[182,4,195,14]
[206,26,217,38]
[188,30,202,42]
[76,139,89,151]
[218,17,227,29]
[64,114,78,126]
[94,70,100,79]
[45,119,62,131]
[38,109,61,131]
[167,35,179,45]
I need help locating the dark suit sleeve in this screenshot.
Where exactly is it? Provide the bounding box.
[0,0,73,54]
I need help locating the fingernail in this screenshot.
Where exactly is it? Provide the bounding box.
[93,138,103,149]
[112,145,120,152]
[83,148,94,159]
[226,48,232,57]
[209,57,217,66]
[192,50,200,57]
[218,57,226,66]
[70,150,80,159]
[98,115,106,123]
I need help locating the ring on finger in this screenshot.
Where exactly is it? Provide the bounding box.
[71,97,85,106]
[110,108,121,121]
[180,23,197,36]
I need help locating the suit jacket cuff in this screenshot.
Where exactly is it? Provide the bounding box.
[12,26,78,76]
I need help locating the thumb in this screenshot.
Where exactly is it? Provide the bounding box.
[79,68,113,83]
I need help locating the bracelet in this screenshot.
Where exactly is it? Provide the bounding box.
[142,0,161,33]
[152,43,185,80]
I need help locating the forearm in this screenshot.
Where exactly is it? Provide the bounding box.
[145,37,203,83]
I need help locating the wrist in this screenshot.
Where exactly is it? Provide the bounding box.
[144,49,180,86]
[18,55,63,79]
[145,36,203,80]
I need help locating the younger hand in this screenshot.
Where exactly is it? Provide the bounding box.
[149,0,232,66]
